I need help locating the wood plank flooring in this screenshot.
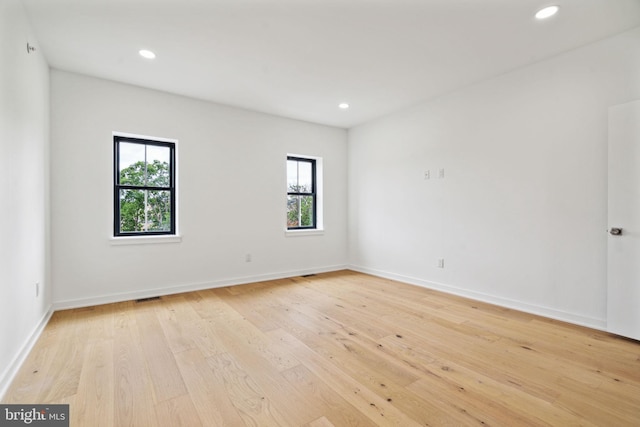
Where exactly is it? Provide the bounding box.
[3,270,640,426]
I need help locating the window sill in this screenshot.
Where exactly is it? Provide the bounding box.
[110,235,182,246]
[285,228,324,237]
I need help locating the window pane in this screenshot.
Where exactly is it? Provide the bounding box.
[287,160,298,191]
[119,189,171,232]
[146,145,170,187]
[297,161,313,193]
[287,195,299,227]
[287,195,314,228]
[119,143,145,186]
[299,195,314,226]
[146,190,172,231]
[119,189,146,232]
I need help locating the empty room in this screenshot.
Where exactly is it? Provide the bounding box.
[1,0,639,425]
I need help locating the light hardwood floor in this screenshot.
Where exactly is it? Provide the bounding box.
[3,270,640,426]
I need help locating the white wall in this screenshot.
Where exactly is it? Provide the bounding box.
[0,0,51,396]
[51,70,348,307]
[349,27,640,329]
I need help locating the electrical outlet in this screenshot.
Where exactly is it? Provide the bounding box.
[436,258,444,268]
[35,282,39,297]
[438,168,445,179]
[424,170,431,180]
[245,254,252,262]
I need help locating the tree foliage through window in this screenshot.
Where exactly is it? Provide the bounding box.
[287,185,314,228]
[119,160,171,232]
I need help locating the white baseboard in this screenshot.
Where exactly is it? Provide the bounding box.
[0,305,54,401]
[349,265,607,331]
[53,264,348,310]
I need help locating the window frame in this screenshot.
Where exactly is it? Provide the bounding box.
[113,135,176,237]
[287,156,317,230]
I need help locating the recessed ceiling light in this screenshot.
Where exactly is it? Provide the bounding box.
[535,5,559,20]
[338,103,350,109]
[139,49,156,59]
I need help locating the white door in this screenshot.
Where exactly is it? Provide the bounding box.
[607,100,640,341]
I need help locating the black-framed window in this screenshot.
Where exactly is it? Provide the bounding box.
[287,156,316,229]
[114,135,176,236]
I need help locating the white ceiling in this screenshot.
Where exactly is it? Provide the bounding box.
[21,0,640,128]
